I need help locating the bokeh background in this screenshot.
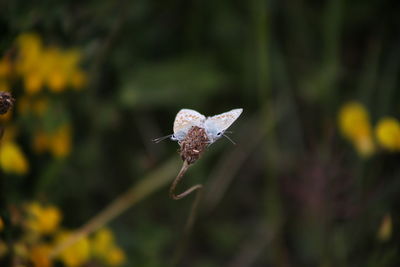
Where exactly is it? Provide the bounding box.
[1,0,400,266]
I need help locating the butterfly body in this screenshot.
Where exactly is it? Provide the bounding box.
[171,108,243,144]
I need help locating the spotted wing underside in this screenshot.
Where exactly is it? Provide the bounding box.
[205,108,243,133]
[173,109,206,135]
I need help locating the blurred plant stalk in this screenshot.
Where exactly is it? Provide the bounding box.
[49,157,180,259]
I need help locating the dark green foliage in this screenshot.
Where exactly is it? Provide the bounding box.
[1,0,400,266]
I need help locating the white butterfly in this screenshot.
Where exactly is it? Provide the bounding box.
[154,108,243,144]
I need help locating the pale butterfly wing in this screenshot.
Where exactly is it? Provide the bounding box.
[173,109,206,141]
[205,108,243,142]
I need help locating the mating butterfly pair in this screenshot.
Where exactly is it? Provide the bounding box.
[154,108,243,145]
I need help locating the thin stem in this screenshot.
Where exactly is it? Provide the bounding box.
[171,168,204,266]
[169,161,203,200]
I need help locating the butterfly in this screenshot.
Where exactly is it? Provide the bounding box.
[153,108,243,144]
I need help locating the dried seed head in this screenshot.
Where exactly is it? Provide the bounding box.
[0,92,15,115]
[179,126,209,164]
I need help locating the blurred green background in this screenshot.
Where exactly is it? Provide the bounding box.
[1,0,400,266]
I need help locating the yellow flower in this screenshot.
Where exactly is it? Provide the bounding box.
[45,48,81,92]
[25,202,62,235]
[29,244,52,267]
[56,231,90,267]
[0,216,4,231]
[47,71,66,92]
[32,123,72,157]
[91,228,114,256]
[339,102,371,139]
[49,124,72,158]
[43,48,64,92]
[106,247,125,266]
[377,214,392,242]
[24,71,44,94]
[16,33,43,75]
[16,33,46,95]
[352,136,375,157]
[0,58,12,77]
[15,32,86,93]
[338,102,375,157]
[0,141,29,175]
[91,228,125,266]
[375,117,400,151]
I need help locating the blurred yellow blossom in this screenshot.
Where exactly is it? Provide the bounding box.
[49,124,72,158]
[377,214,392,242]
[0,141,29,175]
[24,71,44,94]
[43,47,66,92]
[46,49,81,92]
[0,58,12,77]
[16,33,42,69]
[91,228,126,266]
[25,202,62,235]
[15,32,86,94]
[56,231,90,267]
[29,244,52,267]
[91,228,114,256]
[16,33,44,94]
[106,246,126,266]
[353,137,375,157]
[338,102,375,157]
[31,124,73,157]
[0,216,4,231]
[375,117,400,152]
[16,33,43,71]
[338,102,371,140]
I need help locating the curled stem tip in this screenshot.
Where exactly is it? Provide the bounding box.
[170,160,203,200]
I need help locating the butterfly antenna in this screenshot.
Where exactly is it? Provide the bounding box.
[223,134,236,145]
[152,134,172,143]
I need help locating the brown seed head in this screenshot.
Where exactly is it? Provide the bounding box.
[179,126,209,164]
[0,92,15,115]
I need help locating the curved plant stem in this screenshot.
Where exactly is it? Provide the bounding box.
[169,161,203,264]
[169,160,203,200]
